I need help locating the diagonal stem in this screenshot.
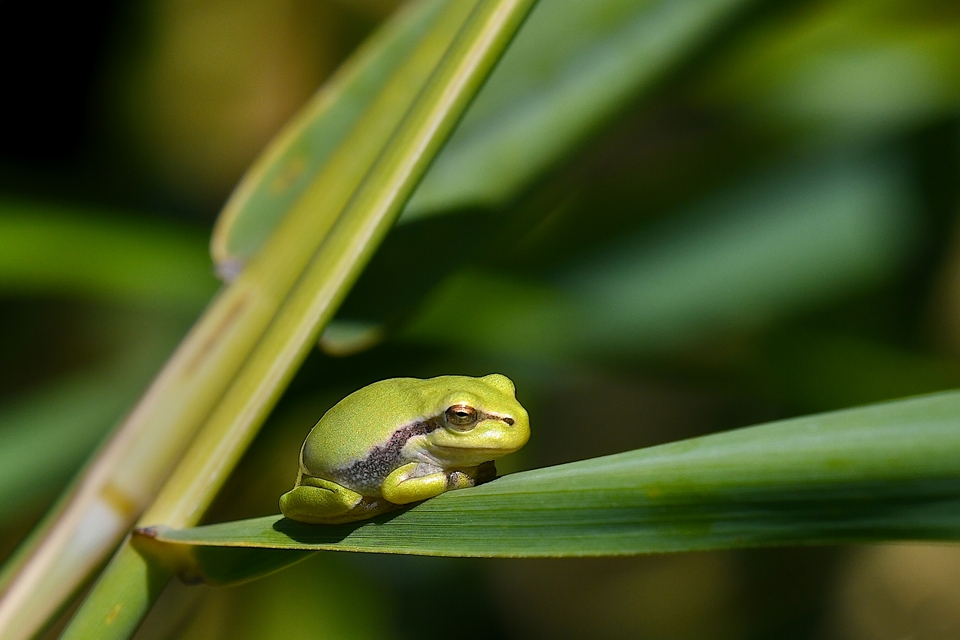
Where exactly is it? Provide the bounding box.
[0,2,475,638]
[59,1,538,638]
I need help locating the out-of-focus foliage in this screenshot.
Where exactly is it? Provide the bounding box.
[113,0,363,207]
[211,0,754,270]
[400,153,918,358]
[0,356,153,521]
[4,0,960,638]
[0,203,216,309]
[135,553,388,639]
[0,202,213,524]
[700,0,960,142]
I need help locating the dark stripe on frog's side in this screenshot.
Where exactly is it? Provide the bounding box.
[330,415,445,495]
[327,410,506,496]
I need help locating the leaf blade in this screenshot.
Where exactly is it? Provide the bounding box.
[142,390,960,570]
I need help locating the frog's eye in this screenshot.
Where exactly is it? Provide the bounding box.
[444,404,478,430]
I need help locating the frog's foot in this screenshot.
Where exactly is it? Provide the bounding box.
[382,462,497,504]
[280,476,398,524]
[446,461,496,490]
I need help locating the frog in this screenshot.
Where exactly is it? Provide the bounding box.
[279,374,530,524]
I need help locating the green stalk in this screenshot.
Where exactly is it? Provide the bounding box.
[0,3,474,638]
[60,1,537,638]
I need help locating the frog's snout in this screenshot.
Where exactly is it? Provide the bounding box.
[490,412,530,453]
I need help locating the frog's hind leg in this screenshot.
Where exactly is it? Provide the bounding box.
[280,475,397,524]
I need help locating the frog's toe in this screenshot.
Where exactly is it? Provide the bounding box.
[445,470,476,490]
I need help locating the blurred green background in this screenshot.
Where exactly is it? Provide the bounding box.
[4,0,960,638]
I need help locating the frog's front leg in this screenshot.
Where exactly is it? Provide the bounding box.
[381,462,486,505]
[280,475,394,524]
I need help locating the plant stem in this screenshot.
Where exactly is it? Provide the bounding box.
[0,2,472,638]
[60,1,537,638]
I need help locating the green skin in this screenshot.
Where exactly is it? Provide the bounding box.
[279,374,530,524]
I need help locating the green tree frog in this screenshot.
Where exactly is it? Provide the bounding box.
[280,374,530,524]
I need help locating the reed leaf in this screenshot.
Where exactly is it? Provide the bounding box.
[138,391,960,584]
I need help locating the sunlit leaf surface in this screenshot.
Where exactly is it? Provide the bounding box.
[141,391,960,584]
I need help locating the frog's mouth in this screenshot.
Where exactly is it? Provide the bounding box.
[430,441,525,459]
[434,444,512,454]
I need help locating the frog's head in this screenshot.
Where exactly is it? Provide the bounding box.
[422,374,530,467]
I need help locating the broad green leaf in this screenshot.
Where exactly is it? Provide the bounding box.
[139,389,960,585]
[402,153,919,357]
[0,203,215,311]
